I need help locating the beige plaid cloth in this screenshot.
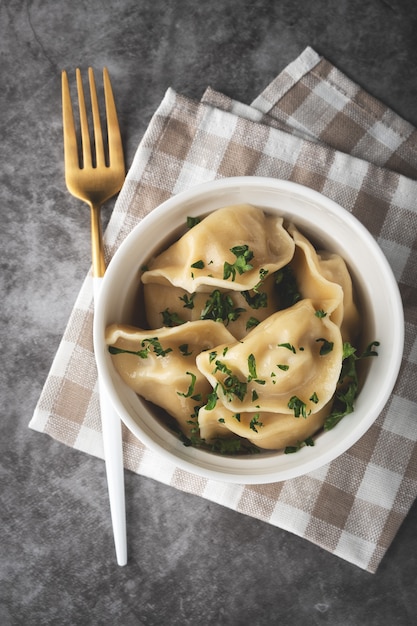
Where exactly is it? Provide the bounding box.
[30,47,417,573]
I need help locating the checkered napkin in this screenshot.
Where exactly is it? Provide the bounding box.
[30,47,417,573]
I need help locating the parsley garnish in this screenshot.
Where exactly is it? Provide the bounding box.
[177,371,201,401]
[187,216,200,228]
[241,290,268,309]
[315,309,327,318]
[223,245,254,281]
[285,437,315,454]
[246,317,260,330]
[278,342,296,353]
[277,364,289,371]
[324,340,380,431]
[288,395,308,418]
[179,343,192,356]
[316,338,334,355]
[200,289,245,325]
[109,337,173,359]
[161,308,186,327]
[249,414,263,432]
[253,268,269,293]
[191,260,205,270]
[179,293,196,309]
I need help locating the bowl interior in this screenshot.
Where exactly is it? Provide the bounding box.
[94,177,404,483]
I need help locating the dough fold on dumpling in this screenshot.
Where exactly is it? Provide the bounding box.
[288,224,360,342]
[143,273,281,340]
[198,402,332,450]
[106,320,236,438]
[141,204,295,293]
[196,299,343,415]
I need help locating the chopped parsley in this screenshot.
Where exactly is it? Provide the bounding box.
[161,308,186,327]
[223,245,254,281]
[191,260,205,270]
[285,437,315,454]
[186,216,200,228]
[200,289,245,325]
[315,309,327,318]
[288,395,308,418]
[246,317,260,330]
[249,414,263,433]
[241,289,268,309]
[177,371,202,401]
[278,342,296,353]
[179,293,196,309]
[316,338,334,355]
[108,337,173,359]
[324,340,380,431]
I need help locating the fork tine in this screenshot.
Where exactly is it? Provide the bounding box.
[102,68,124,168]
[88,67,106,168]
[61,70,80,171]
[76,68,93,169]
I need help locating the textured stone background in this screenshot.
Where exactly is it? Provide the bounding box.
[1,1,417,624]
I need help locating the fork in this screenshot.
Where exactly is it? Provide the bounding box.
[62,67,127,566]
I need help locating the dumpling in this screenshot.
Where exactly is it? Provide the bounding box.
[196,299,343,415]
[316,251,361,344]
[198,402,332,450]
[287,224,343,325]
[141,204,295,293]
[106,320,236,438]
[143,273,281,340]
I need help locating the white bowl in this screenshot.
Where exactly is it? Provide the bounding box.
[94,177,404,484]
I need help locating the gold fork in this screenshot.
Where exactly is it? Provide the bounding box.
[62,67,127,566]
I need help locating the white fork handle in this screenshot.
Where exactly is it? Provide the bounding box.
[94,277,127,566]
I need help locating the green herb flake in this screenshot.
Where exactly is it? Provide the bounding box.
[161,309,186,327]
[191,260,205,270]
[206,387,219,410]
[186,216,200,229]
[316,338,334,355]
[177,372,197,398]
[223,245,254,281]
[246,317,260,330]
[143,337,173,357]
[179,293,196,309]
[200,289,245,325]
[288,395,307,418]
[309,392,319,404]
[315,309,327,318]
[179,343,192,356]
[249,414,263,433]
[324,340,380,431]
[285,436,315,454]
[278,342,296,353]
[241,290,268,309]
[108,345,149,359]
[277,364,289,371]
[253,268,269,293]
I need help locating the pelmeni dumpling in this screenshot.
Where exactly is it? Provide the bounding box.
[288,224,360,342]
[143,273,281,340]
[141,204,295,293]
[198,402,332,450]
[196,299,343,415]
[106,320,236,437]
